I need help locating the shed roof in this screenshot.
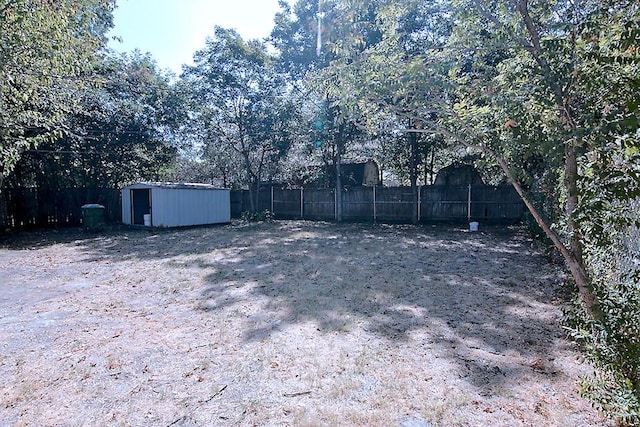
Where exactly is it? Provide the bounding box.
[434,164,484,186]
[123,182,228,191]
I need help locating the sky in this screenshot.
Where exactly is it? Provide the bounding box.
[108,0,286,76]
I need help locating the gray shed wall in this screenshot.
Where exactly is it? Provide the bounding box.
[122,188,132,225]
[152,187,230,227]
[121,184,230,227]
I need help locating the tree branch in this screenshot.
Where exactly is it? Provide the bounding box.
[0,0,19,17]
[366,112,600,318]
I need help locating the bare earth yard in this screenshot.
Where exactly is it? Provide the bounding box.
[0,221,608,426]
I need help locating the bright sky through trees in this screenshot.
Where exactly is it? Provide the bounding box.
[108,0,284,75]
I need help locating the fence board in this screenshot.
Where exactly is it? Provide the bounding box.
[302,188,335,220]
[421,186,469,221]
[376,187,415,222]
[230,184,524,224]
[0,188,121,228]
[273,188,302,219]
[342,187,374,221]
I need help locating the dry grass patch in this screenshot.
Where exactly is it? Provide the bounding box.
[0,221,609,426]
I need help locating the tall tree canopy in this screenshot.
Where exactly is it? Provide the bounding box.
[0,0,115,187]
[271,0,384,220]
[182,27,298,211]
[317,0,640,419]
[7,52,183,191]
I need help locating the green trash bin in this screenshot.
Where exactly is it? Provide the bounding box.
[81,204,106,231]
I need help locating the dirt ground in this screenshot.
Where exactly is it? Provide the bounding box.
[0,221,608,426]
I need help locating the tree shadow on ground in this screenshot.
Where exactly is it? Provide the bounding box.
[0,224,142,250]
[194,222,570,395]
[0,222,236,255]
[16,220,571,397]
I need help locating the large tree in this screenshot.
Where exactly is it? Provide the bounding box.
[447,0,640,321]
[271,0,383,220]
[182,27,298,211]
[321,0,640,419]
[0,0,115,188]
[323,0,637,316]
[311,0,456,222]
[7,52,183,191]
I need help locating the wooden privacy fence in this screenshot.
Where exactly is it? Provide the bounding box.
[0,187,121,228]
[1,184,524,228]
[231,185,525,224]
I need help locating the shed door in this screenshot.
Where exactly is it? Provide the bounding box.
[131,189,151,225]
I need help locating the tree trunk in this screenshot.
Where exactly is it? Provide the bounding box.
[247,181,256,213]
[430,146,435,185]
[255,181,260,212]
[564,143,584,265]
[506,0,599,318]
[243,155,256,212]
[335,131,343,222]
[492,152,598,318]
[474,141,598,317]
[424,156,428,186]
[411,126,601,320]
[408,124,419,224]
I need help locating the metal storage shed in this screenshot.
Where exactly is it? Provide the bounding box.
[121,182,230,227]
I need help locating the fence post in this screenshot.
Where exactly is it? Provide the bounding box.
[300,187,304,219]
[467,184,471,223]
[418,185,421,222]
[373,185,376,222]
[270,185,274,214]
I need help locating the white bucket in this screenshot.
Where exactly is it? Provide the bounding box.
[469,221,479,232]
[143,214,152,227]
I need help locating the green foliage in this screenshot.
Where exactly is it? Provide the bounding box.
[6,52,181,190]
[181,27,299,208]
[568,142,640,423]
[561,4,640,420]
[240,209,274,223]
[306,0,458,189]
[0,0,115,186]
[565,222,640,424]
[271,0,384,79]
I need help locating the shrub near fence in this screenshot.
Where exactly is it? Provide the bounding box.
[231,185,525,224]
[0,187,121,228]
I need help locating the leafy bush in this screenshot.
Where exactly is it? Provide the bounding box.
[564,226,640,425]
[566,230,640,426]
[565,147,640,425]
[240,209,274,222]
